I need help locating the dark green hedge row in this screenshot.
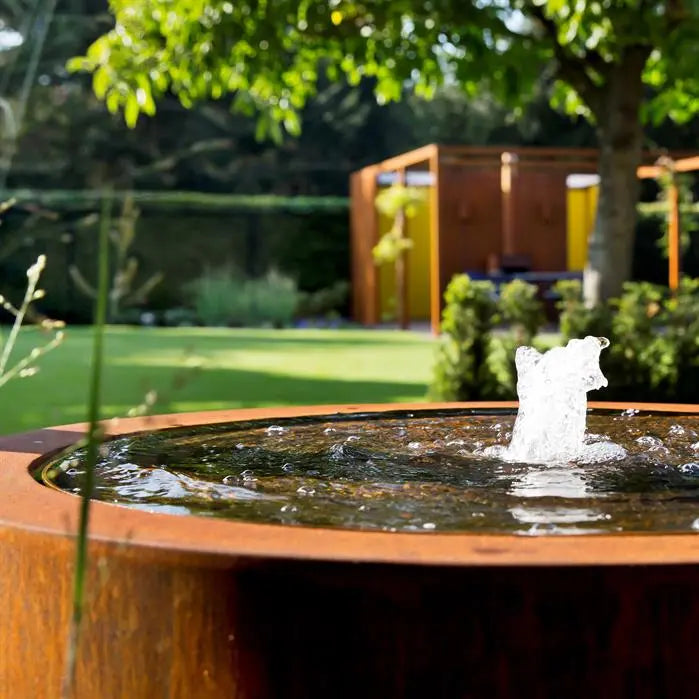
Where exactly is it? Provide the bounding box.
[0,203,348,323]
[4,189,349,214]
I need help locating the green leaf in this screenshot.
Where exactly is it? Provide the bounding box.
[92,67,110,100]
[124,94,140,128]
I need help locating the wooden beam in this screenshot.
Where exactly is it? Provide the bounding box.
[372,144,438,175]
[429,147,442,335]
[501,152,517,257]
[668,180,680,293]
[638,155,699,179]
[675,155,699,173]
[636,155,699,292]
[637,165,662,179]
[396,168,410,331]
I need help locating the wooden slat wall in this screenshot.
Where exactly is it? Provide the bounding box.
[350,167,379,324]
[352,145,698,330]
[435,164,502,317]
[512,169,568,270]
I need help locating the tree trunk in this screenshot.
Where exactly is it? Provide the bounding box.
[583,47,649,307]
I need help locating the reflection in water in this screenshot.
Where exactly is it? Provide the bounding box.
[509,467,589,499]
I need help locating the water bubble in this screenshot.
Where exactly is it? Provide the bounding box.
[691,442,699,452]
[422,522,436,530]
[358,504,367,511]
[669,424,686,436]
[296,485,316,496]
[527,522,558,535]
[280,504,298,513]
[692,518,699,531]
[345,435,360,442]
[235,443,245,450]
[282,463,294,472]
[636,435,664,448]
[66,468,82,476]
[408,442,421,450]
[622,408,639,416]
[222,475,236,484]
[266,425,286,435]
[680,463,699,475]
[240,469,257,483]
[323,427,336,434]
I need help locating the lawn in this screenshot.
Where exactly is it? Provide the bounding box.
[0,326,437,435]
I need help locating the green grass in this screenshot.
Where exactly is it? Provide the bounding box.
[0,326,437,435]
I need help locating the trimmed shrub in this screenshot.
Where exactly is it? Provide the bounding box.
[428,275,499,401]
[187,266,300,328]
[430,273,699,403]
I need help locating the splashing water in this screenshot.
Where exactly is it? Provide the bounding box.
[499,336,625,464]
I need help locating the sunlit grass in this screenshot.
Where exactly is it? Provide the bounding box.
[0,325,437,434]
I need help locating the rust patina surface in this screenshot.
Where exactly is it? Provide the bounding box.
[2,402,699,698]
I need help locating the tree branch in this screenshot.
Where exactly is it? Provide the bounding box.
[525,3,604,114]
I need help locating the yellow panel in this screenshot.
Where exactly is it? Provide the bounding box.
[377,206,396,321]
[406,199,431,319]
[376,193,432,322]
[566,186,599,271]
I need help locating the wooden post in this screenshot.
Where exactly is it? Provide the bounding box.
[501,152,518,257]
[395,168,410,330]
[668,176,680,293]
[428,147,441,336]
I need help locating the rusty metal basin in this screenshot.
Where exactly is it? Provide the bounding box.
[2,402,699,698]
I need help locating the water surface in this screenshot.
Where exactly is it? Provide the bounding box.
[40,409,699,535]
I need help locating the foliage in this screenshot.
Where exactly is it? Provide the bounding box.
[429,275,498,401]
[5,189,349,213]
[72,0,698,306]
[430,276,547,401]
[0,201,349,324]
[665,277,699,393]
[372,184,425,265]
[62,191,110,697]
[608,281,672,392]
[296,281,350,318]
[489,279,546,398]
[71,1,699,133]
[556,277,699,402]
[653,170,698,257]
[0,253,65,389]
[553,280,612,343]
[431,273,699,403]
[188,266,300,328]
[250,269,300,327]
[498,279,544,347]
[69,194,163,321]
[161,307,198,327]
[186,266,249,327]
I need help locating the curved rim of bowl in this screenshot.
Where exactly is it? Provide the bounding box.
[2,401,699,568]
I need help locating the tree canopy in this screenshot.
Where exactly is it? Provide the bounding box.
[71,0,698,135]
[72,0,699,302]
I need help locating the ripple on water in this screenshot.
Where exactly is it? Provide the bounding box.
[40,410,699,535]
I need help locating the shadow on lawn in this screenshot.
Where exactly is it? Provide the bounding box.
[104,328,432,351]
[112,363,429,406]
[28,363,430,431]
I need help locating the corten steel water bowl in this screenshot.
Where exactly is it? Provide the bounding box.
[3,401,699,699]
